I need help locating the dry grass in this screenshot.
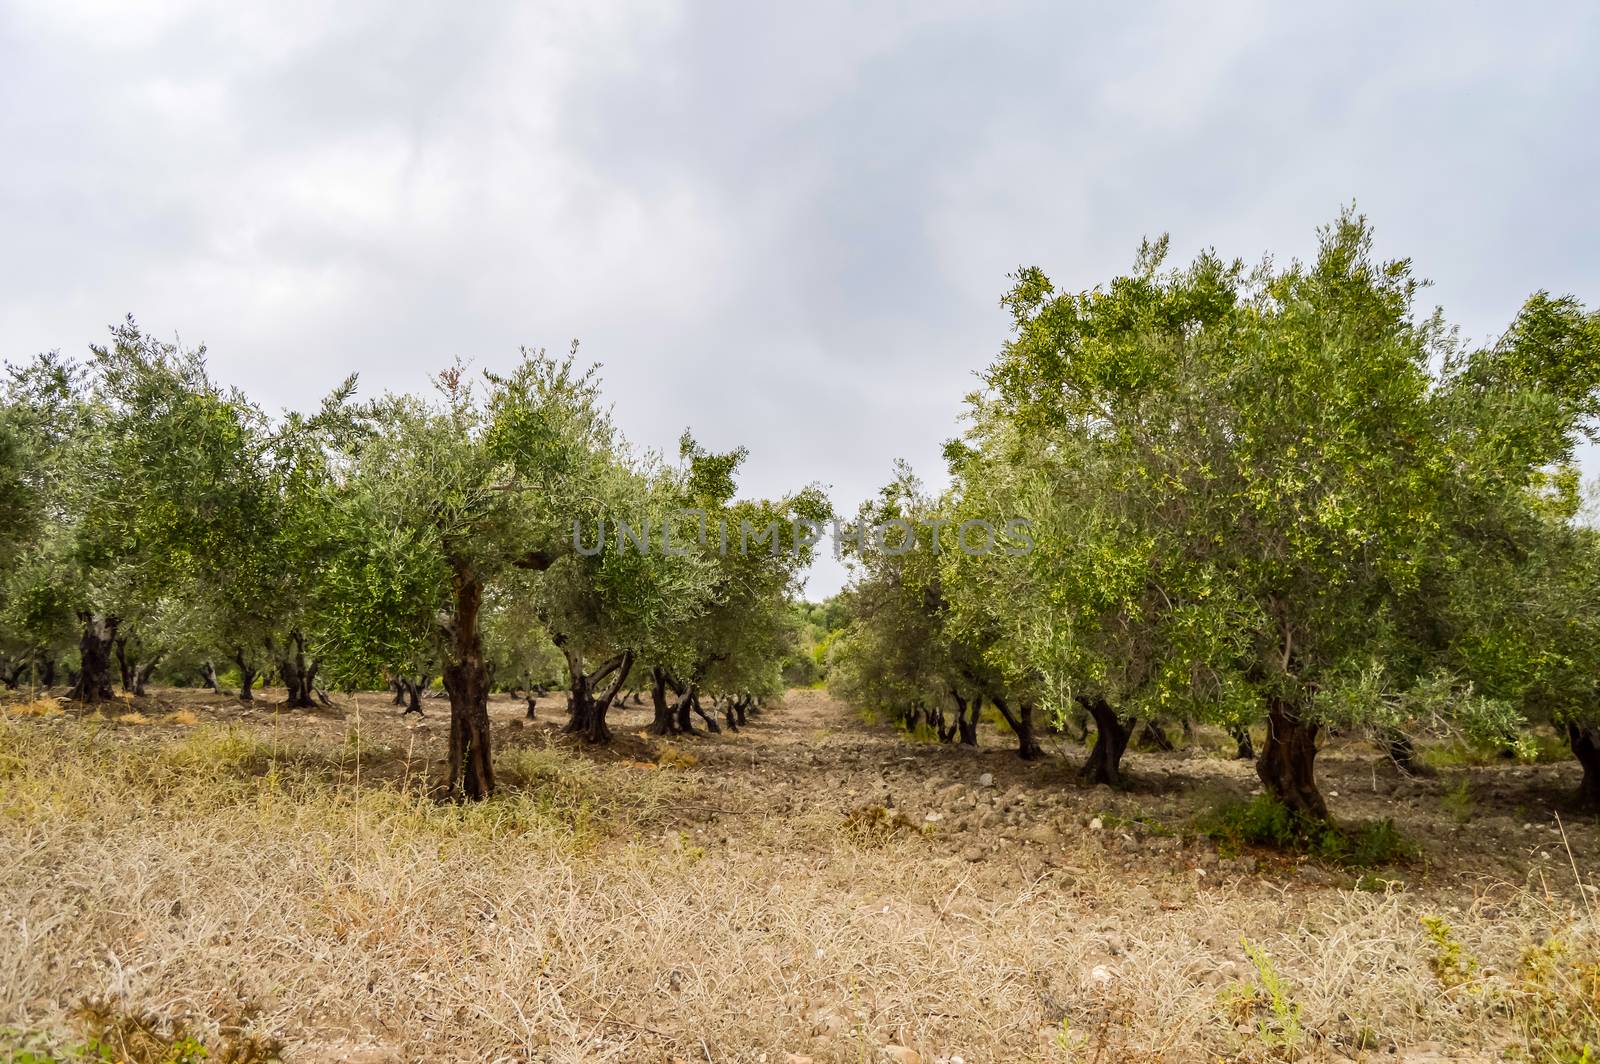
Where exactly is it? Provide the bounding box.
[0,690,1596,1063]
[2,696,62,719]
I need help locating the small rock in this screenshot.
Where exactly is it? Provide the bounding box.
[1088,816,1104,831]
[978,772,994,788]
[924,811,943,823]
[961,846,986,862]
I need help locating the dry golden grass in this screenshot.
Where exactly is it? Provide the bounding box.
[2,696,62,719]
[0,690,1596,1063]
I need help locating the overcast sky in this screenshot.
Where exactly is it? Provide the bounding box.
[3,1,1598,595]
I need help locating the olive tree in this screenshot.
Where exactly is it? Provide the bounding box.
[320,349,616,798]
[979,213,1599,817]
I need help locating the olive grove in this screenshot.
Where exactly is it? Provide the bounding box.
[831,213,1600,815]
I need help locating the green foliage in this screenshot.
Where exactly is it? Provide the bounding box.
[1515,936,1600,1063]
[838,209,1600,816]
[1420,914,1481,991]
[1223,938,1305,1058]
[1198,795,1415,868]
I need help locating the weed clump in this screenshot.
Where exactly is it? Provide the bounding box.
[0,998,282,1064]
[842,803,917,846]
[1514,934,1600,1062]
[1218,938,1306,1058]
[1198,795,1416,868]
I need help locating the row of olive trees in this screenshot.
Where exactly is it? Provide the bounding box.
[831,212,1600,816]
[0,321,825,799]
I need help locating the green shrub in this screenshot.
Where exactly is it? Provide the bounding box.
[1197,795,1416,868]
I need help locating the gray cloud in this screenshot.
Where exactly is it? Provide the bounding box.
[3,0,1597,594]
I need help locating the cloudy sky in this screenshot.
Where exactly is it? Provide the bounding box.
[3,1,1598,594]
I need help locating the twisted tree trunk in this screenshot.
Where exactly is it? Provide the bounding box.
[1569,723,1599,812]
[114,635,137,694]
[648,668,678,735]
[1078,696,1131,786]
[132,654,161,697]
[991,694,1043,760]
[563,647,635,744]
[443,562,494,800]
[67,613,118,704]
[1257,697,1327,819]
[275,630,317,709]
[233,648,257,703]
[688,690,719,733]
[955,691,981,746]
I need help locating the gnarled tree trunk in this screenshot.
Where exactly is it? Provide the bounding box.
[1257,697,1327,819]
[1569,723,1599,812]
[67,613,119,704]
[443,562,494,800]
[939,694,961,743]
[233,648,257,703]
[274,630,317,709]
[687,689,719,733]
[132,654,161,697]
[647,668,678,735]
[955,691,981,746]
[563,646,635,744]
[1078,696,1131,786]
[991,694,1043,760]
[114,635,137,694]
